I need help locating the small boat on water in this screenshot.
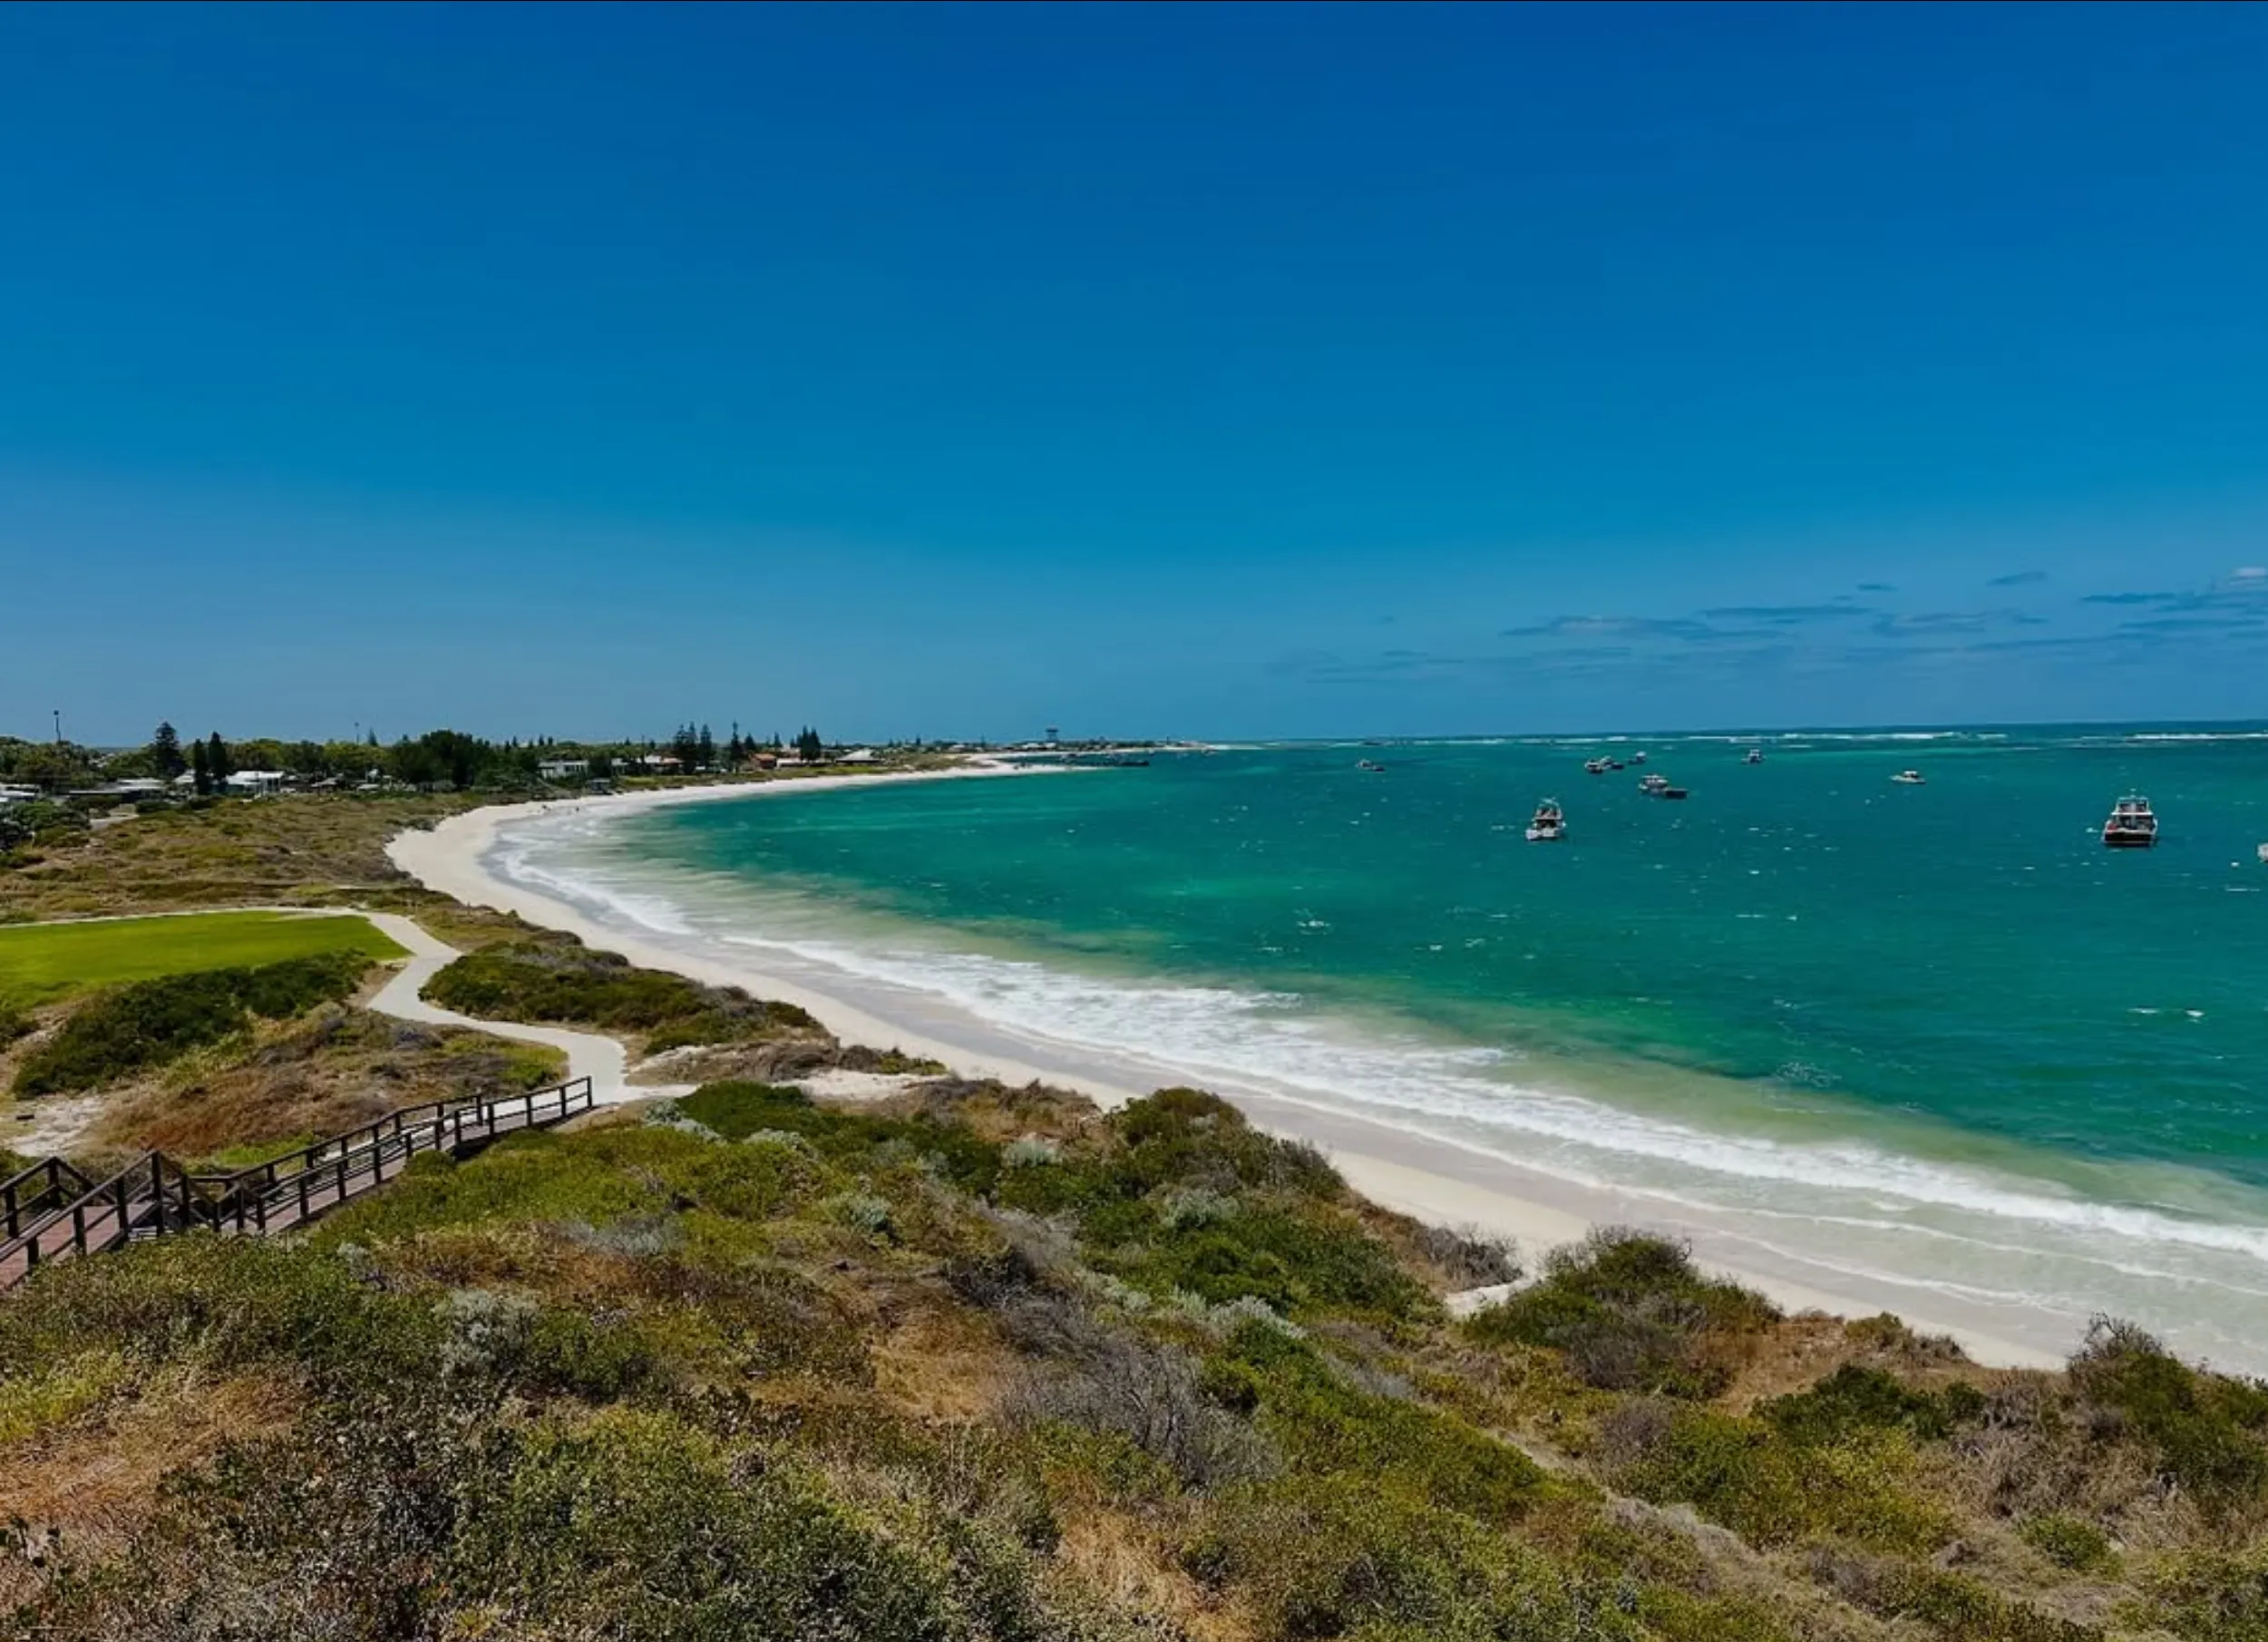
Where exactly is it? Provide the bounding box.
[2103,794,2158,849]
[1891,770,1925,785]
[1584,759,1609,775]
[1745,748,1765,765]
[1660,784,1689,801]
[2257,842,2268,865]
[1631,751,1647,765]
[1357,759,1385,772]
[1526,800,1566,842]
[1639,772,1689,801]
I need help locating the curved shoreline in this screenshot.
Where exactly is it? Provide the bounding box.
[386,770,2072,1369]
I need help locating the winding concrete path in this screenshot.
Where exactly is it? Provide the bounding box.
[357,912,689,1107]
[3,907,686,1122]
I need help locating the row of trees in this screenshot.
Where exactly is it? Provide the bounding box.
[663,724,827,771]
[5,719,857,799]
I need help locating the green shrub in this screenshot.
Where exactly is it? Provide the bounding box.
[1084,1196,1431,1321]
[1183,1472,1635,1642]
[680,1080,1004,1195]
[448,1407,998,1639]
[2069,1317,2268,1508]
[12,951,370,1095]
[1218,1321,1549,1524]
[2020,1512,2117,1575]
[2137,1544,2268,1640]
[0,1236,439,1392]
[426,943,817,1047]
[1107,1086,1343,1200]
[1760,1363,1984,1446]
[1464,1229,1777,1397]
[1606,1402,1949,1552]
[1825,1557,2103,1642]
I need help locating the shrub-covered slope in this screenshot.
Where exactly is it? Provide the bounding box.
[3,1081,2263,1640]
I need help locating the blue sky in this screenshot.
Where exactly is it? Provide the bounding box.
[4,3,2265,744]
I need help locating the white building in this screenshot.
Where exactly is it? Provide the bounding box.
[539,758,589,781]
[225,770,287,796]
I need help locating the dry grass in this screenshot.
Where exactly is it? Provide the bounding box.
[0,795,478,923]
[0,1365,306,1571]
[82,1004,566,1163]
[1053,1504,1244,1640]
[871,1299,1025,1423]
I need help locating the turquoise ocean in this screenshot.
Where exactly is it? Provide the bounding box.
[488,727,2268,1368]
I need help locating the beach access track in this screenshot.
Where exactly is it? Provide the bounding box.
[0,908,698,1290]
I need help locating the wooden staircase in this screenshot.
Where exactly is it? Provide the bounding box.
[0,1077,596,1291]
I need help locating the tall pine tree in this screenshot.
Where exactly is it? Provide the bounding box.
[206,733,233,790]
[190,737,211,796]
[150,722,185,780]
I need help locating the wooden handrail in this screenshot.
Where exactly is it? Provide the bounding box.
[1,1077,596,1287]
[2,1156,95,1240]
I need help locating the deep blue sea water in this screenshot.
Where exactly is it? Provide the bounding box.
[492,727,2268,1366]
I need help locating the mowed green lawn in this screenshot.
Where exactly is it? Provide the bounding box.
[0,912,404,1010]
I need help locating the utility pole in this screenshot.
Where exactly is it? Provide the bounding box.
[52,709,61,746]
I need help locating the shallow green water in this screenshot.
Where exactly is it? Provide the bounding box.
[501,726,2268,1364]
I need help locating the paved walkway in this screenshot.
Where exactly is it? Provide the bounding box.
[4,905,688,1114]
[358,912,686,1104]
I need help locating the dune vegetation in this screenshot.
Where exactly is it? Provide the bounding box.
[5,1077,2266,1640]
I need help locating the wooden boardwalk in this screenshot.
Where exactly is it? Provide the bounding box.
[0,1078,595,1291]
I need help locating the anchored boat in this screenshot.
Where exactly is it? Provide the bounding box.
[1526,800,1566,842]
[2103,795,2158,849]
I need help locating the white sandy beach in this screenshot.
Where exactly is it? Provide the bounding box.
[387,767,2068,1369]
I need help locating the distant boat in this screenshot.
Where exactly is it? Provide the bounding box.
[2103,794,2158,849]
[1639,772,1669,795]
[1745,748,1765,765]
[1584,759,1609,775]
[1660,785,1689,801]
[1357,759,1385,772]
[1891,770,1925,785]
[2257,842,2268,865]
[1631,751,1647,765]
[1526,800,1566,842]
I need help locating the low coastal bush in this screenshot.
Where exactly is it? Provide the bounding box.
[681,1079,1004,1193]
[424,941,819,1049]
[1464,1227,1778,1396]
[8,1071,2266,1642]
[2137,1544,2268,1639]
[1183,1473,1630,1642]
[2068,1316,2268,1508]
[2021,1511,2118,1575]
[1601,1398,1951,1552]
[1759,1362,1985,1446]
[12,951,372,1095]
